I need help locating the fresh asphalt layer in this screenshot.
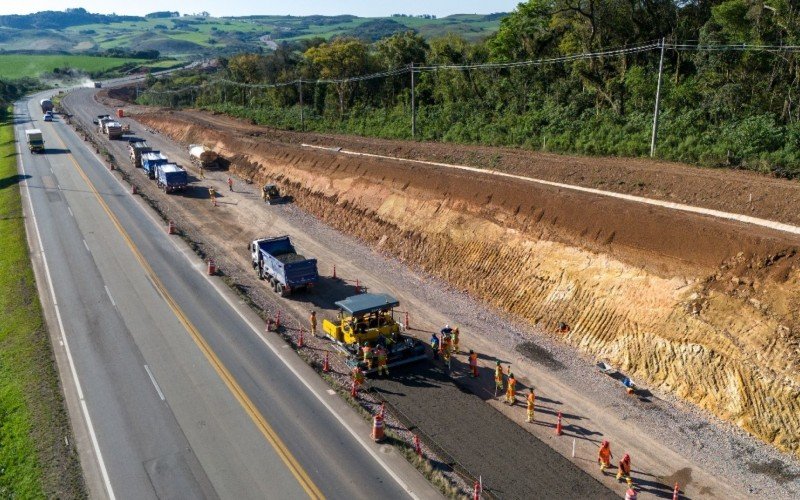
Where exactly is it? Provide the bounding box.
[16,94,437,500]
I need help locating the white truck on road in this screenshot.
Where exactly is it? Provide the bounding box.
[25,129,44,153]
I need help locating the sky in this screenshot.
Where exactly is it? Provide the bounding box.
[0,1,522,17]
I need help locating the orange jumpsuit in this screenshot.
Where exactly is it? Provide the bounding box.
[506,375,517,405]
[598,440,612,471]
[526,391,535,422]
[616,453,631,481]
[468,351,478,377]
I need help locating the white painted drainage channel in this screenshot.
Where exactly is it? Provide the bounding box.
[301,143,800,238]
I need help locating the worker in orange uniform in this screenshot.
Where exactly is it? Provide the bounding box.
[362,343,374,370]
[352,365,365,388]
[616,453,632,484]
[505,373,517,405]
[376,346,389,376]
[227,176,233,191]
[451,327,460,353]
[598,440,613,472]
[526,389,536,422]
[468,350,478,378]
[309,310,317,336]
[208,186,217,206]
[494,361,504,397]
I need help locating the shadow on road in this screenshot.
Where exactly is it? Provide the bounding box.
[0,174,31,190]
[43,148,71,155]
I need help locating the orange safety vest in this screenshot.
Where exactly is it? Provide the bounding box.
[599,446,611,464]
[469,352,478,367]
[619,457,631,475]
[495,366,503,383]
[527,392,535,410]
[507,377,516,396]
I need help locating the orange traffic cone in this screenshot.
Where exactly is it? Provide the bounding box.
[322,352,330,372]
[556,411,563,436]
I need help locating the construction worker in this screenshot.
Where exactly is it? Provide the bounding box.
[506,372,517,405]
[227,176,233,191]
[351,365,365,391]
[526,389,536,422]
[616,453,632,483]
[494,361,504,396]
[208,186,216,206]
[468,350,478,378]
[430,334,440,360]
[376,346,389,376]
[441,333,452,361]
[309,310,317,336]
[451,327,460,353]
[362,343,374,370]
[598,440,613,472]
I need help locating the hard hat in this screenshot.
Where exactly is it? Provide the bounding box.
[495,360,501,365]
[445,324,450,328]
[601,440,609,447]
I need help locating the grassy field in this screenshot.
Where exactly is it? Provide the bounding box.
[0,108,85,497]
[0,54,146,79]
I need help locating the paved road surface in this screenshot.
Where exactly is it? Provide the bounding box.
[16,94,437,499]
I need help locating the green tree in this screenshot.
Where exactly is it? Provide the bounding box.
[304,37,371,117]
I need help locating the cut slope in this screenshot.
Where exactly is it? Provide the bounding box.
[137,110,800,458]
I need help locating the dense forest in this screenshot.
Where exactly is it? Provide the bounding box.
[141,0,800,176]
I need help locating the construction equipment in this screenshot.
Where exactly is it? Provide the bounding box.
[189,144,219,169]
[322,293,426,374]
[262,183,290,204]
[96,115,123,139]
[128,140,151,167]
[250,236,319,295]
[141,151,169,179]
[25,129,44,153]
[156,164,188,193]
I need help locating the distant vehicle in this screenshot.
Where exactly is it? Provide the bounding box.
[25,129,44,153]
[97,115,123,139]
[261,183,291,205]
[43,114,53,122]
[141,152,168,179]
[39,99,54,113]
[250,236,319,295]
[155,164,188,193]
[93,81,102,88]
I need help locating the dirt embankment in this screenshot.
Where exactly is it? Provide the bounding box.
[137,110,800,458]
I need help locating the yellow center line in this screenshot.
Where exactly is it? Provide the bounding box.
[50,125,324,500]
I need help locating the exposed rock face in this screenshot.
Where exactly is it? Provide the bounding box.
[138,110,800,458]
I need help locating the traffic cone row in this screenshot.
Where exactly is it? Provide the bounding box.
[322,352,330,372]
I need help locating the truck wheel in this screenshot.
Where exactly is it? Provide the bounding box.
[275,283,284,295]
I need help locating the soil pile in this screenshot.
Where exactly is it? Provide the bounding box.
[137,110,800,458]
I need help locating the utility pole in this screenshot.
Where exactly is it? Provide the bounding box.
[410,62,416,139]
[299,79,305,132]
[650,38,666,157]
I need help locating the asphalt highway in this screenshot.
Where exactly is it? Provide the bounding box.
[16,94,437,499]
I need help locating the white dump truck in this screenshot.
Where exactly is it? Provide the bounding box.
[189,144,219,169]
[97,115,123,140]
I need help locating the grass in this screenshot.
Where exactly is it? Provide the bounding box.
[0,108,85,497]
[0,54,146,80]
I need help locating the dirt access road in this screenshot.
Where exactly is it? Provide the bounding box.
[70,88,800,498]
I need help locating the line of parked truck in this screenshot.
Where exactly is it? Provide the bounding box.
[128,140,188,193]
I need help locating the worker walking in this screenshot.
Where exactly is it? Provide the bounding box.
[526,389,536,422]
[616,453,632,484]
[376,346,389,376]
[227,176,233,191]
[494,361,504,397]
[208,186,217,207]
[598,440,613,472]
[505,372,517,405]
[468,350,478,378]
[309,310,317,336]
[351,366,365,393]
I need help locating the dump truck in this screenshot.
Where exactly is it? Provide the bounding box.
[141,152,168,179]
[25,129,44,153]
[250,236,318,295]
[93,81,102,89]
[189,144,219,169]
[156,164,188,193]
[40,99,54,113]
[128,140,151,167]
[322,293,427,373]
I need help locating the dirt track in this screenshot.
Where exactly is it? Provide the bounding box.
[73,89,800,498]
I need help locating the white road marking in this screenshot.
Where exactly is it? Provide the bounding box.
[143,365,166,401]
[326,389,336,395]
[104,285,116,307]
[18,147,117,500]
[68,207,74,217]
[302,143,800,237]
[83,239,90,252]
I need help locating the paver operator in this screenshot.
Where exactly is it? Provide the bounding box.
[376,346,389,376]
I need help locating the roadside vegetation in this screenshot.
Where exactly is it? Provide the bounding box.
[141,0,800,177]
[0,108,85,497]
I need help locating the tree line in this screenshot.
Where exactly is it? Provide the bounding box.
[140,1,800,177]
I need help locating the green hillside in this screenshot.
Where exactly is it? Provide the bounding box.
[0,53,147,80]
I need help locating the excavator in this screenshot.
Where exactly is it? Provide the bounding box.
[322,293,426,373]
